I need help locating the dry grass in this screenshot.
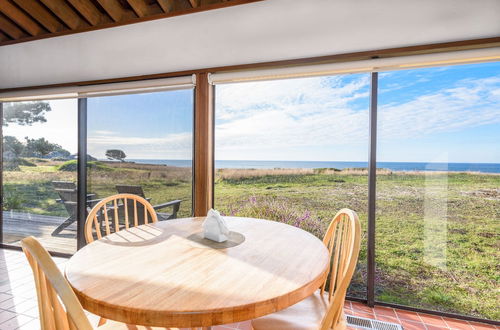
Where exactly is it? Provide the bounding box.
[216,167,396,180]
[90,161,191,184]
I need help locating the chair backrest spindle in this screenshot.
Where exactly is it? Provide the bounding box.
[84,193,158,243]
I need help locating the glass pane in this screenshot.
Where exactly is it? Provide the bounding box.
[2,99,78,254]
[214,75,370,298]
[87,89,194,224]
[376,62,500,320]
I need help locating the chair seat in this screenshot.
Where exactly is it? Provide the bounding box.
[98,320,178,329]
[251,290,345,330]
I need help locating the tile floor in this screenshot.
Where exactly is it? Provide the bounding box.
[0,248,497,330]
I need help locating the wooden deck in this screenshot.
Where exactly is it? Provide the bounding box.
[2,211,76,254]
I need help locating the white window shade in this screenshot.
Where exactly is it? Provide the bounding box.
[209,47,500,85]
[0,75,196,102]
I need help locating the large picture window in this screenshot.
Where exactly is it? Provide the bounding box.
[376,62,500,319]
[214,74,371,298]
[2,99,78,254]
[87,89,194,220]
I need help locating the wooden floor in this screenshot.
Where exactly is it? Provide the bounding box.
[2,211,76,254]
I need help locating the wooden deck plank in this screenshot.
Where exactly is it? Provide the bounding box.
[2,211,76,254]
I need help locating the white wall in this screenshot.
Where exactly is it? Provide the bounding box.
[0,0,499,89]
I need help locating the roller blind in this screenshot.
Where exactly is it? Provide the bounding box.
[209,47,500,85]
[0,75,196,102]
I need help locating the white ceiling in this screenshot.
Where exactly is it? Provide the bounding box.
[0,0,499,89]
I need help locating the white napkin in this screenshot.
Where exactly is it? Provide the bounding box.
[203,209,230,242]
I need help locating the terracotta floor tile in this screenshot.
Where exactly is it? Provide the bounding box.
[374,314,400,323]
[344,308,354,315]
[443,318,474,330]
[468,321,497,329]
[374,306,398,318]
[419,313,448,327]
[426,325,450,330]
[397,309,423,322]
[351,302,374,313]
[354,311,375,318]
[400,319,427,330]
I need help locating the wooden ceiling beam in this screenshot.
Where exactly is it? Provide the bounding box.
[188,0,200,8]
[96,0,137,22]
[67,0,111,26]
[0,0,45,36]
[40,0,89,30]
[0,30,10,41]
[156,0,174,13]
[0,13,28,39]
[125,0,152,17]
[12,0,65,33]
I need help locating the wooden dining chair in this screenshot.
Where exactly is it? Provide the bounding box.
[21,236,172,330]
[251,208,361,330]
[85,193,158,243]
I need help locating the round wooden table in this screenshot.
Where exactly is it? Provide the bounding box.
[65,217,329,328]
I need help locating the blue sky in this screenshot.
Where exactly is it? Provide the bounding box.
[4,62,499,163]
[215,62,500,163]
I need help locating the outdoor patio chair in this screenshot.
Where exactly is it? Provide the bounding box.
[21,236,170,329]
[84,194,158,243]
[251,208,361,330]
[52,181,100,236]
[115,185,181,220]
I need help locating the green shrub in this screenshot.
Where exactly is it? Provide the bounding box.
[19,158,36,166]
[2,189,24,210]
[58,160,113,172]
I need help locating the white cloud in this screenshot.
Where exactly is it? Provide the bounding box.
[378,76,500,140]
[87,131,193,159]
[214,74,500,161]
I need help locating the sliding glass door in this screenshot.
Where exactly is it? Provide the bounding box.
[2,99,78,254]
[86,89,194,220]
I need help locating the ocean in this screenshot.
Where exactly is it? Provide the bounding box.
[128,159,500,174]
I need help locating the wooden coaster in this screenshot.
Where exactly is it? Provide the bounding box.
[186,231,245,249]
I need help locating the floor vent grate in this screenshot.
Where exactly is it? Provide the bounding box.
[346,315,404,330]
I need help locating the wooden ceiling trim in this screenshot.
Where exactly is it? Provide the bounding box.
[12,0,65,33]
[0,13,28,39]
[40,0,89,30]
[67,0,111,26]
[0,0,45,36]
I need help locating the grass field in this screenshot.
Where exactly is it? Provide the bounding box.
[214,168,499,320]
[2,160,498,320]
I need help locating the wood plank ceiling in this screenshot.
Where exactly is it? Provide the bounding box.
[0,0,259,46]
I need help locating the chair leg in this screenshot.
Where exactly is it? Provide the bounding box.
[51,216,76,236]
